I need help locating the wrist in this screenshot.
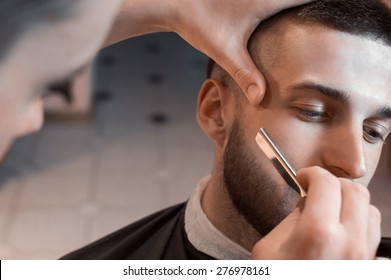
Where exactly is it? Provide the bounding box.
[105,0,178,46]
[126,0,178,34]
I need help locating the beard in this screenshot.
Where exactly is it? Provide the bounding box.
[223,120,299,236]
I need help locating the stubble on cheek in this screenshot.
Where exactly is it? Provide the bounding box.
[222,121,299,236]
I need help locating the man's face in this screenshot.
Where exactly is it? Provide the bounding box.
[222,24,391,236]
[0,0,120,161]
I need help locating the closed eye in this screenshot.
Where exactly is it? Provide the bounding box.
[363,125,387,144]
[294,107,330,122]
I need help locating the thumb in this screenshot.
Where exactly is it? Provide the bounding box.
[223,49,267,105]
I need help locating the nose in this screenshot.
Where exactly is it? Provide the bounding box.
[320,127,367,180]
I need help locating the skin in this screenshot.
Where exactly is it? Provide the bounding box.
[197,23,390,257]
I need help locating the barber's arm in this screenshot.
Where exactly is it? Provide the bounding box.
[104,0,314,105]
[251,166,381,259]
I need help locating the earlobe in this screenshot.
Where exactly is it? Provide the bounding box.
[15,98,44,138]
[197,79,230,147]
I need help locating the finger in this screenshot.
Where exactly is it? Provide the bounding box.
[367,205,381,258]
[296,167,342,225]
[262,0,316,17]
[339,180,380,259]
[221,49,267,105]
[281,0,316,8]
[269,206,302,240]
[339,179,370,239]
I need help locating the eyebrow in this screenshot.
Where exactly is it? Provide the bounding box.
[288,81,391,120]
[376,106,391,119]
[288,81,351,104]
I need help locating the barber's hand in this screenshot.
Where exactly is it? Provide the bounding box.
[168,0,315,105]
[106,0,314,104]
[251,166,381,259]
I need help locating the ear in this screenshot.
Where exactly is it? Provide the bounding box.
[15,97,44,138]
[197,79,233,147]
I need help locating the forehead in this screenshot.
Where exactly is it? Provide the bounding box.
[262,24,391,107]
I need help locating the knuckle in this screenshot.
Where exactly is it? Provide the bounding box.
[297,166,341,191]
[306,166,330,177]
[312,166,340,185]
[346,182,370,200]
[234,68,252,86]
[345,247,367,259]
[369,205,382,223]
[304,222,336,247]
[342,238,373,259]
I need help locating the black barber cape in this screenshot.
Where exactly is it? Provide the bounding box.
[61,202,215,260]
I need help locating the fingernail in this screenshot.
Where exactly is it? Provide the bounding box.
[248,85,262,104]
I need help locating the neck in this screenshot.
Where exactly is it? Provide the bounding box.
[202,164,262,251]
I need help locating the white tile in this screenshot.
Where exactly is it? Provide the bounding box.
[31,126,99,170]
[34,142,96,166]
[96,168,162,208]
[0,177,21,205]
[2,248,72,260]
[98,135,158,172]
[157,141,213,207]
[0,242,15,259]
[0,179,21,233]
[17,165,90,207]
[162,167,212,207]
[7,207,84,251]
[0,210,9,237]
[77,200,105,217]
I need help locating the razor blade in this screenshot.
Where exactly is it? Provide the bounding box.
[255,128,307,197]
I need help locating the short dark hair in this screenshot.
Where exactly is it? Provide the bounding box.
[0,0,78,61]
[208,0,391,87]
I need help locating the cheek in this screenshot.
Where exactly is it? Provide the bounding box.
[362,146,383,186]
[254,113,321,168]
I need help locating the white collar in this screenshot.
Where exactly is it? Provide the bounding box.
[184,175,251,260]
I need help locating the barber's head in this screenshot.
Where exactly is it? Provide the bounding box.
[197,0,391,236]
[0,0,120,161]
